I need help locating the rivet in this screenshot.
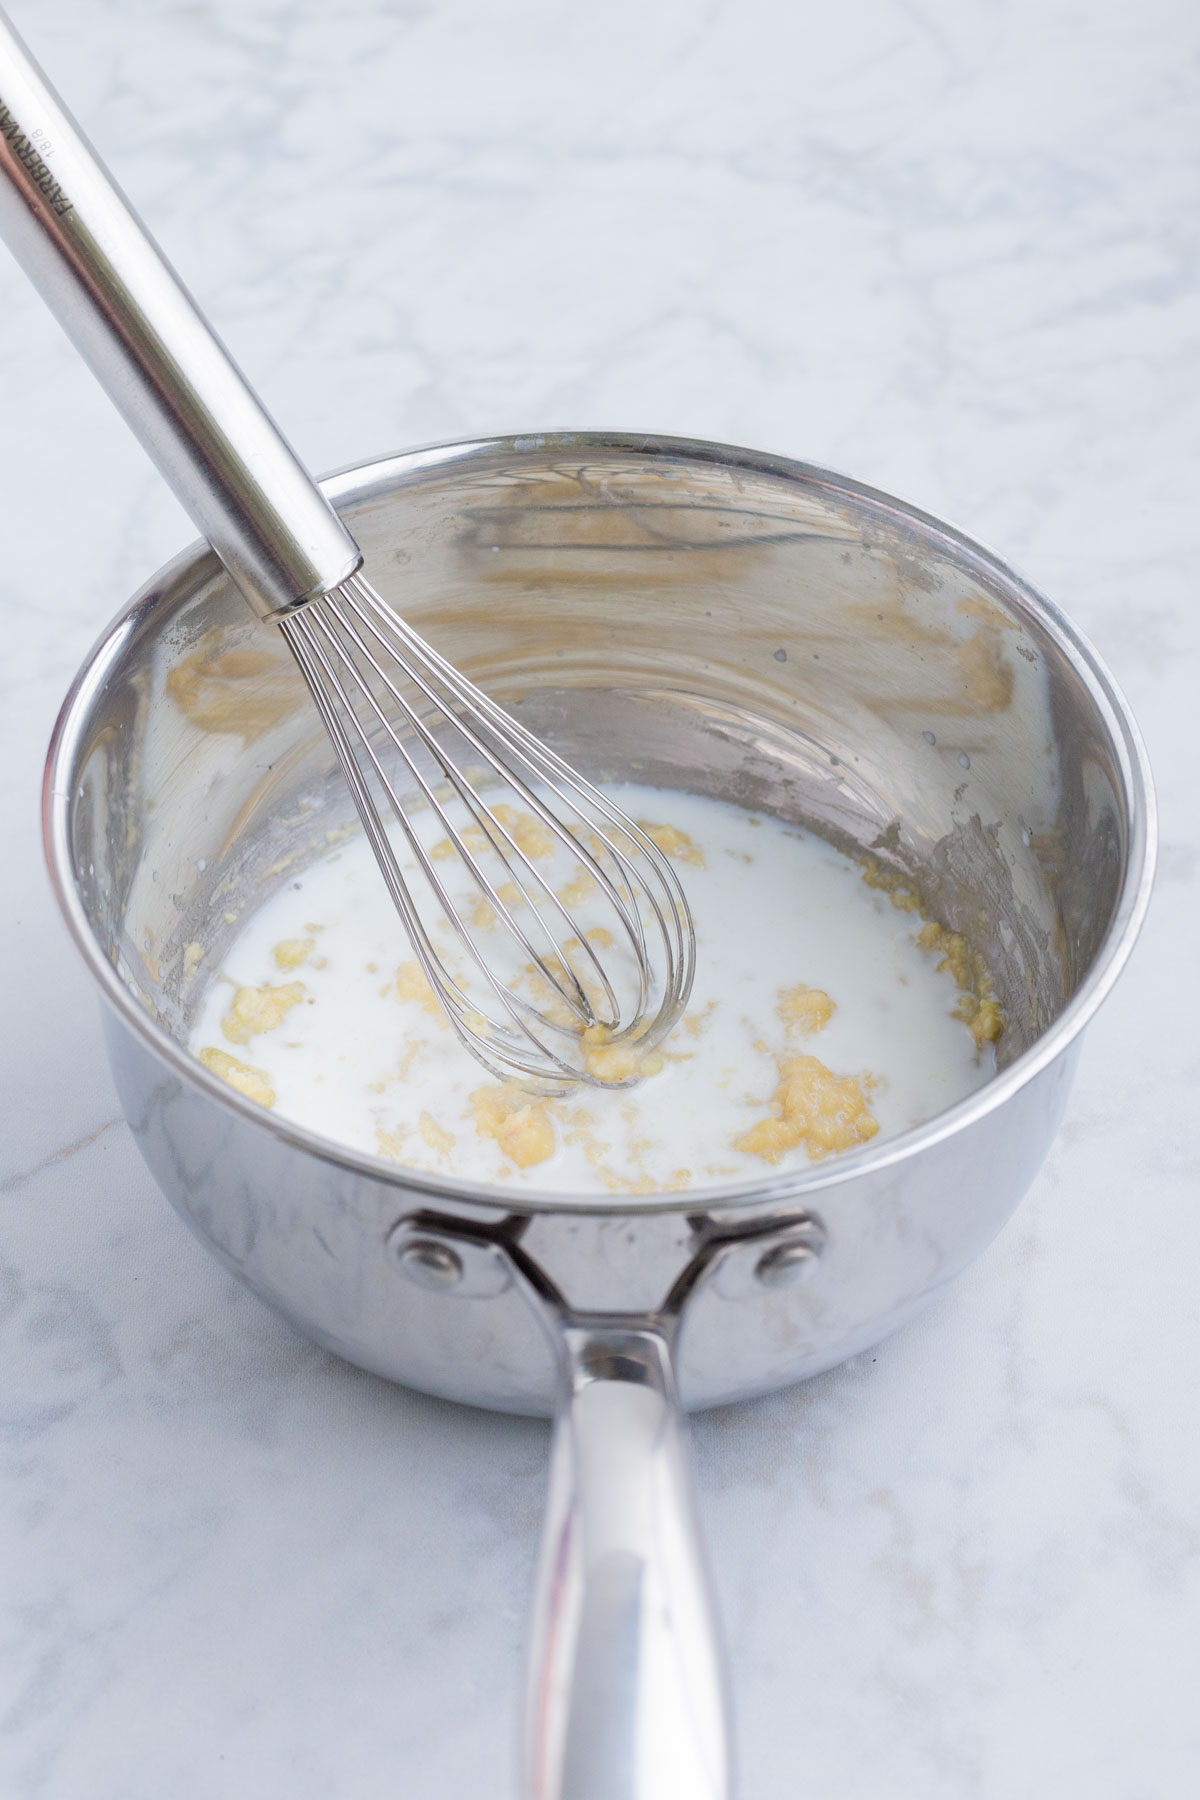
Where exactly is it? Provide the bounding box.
[755,1238,819,1289]
[396,1237,464,1291]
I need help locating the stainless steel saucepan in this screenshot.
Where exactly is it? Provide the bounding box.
[43,433,1154,1799]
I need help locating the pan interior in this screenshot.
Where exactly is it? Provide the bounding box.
[63,441,1134,1117]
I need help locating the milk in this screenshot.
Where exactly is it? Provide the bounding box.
[189,784,996,1193]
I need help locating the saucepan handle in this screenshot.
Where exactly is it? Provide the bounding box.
[524,1319,733,1800]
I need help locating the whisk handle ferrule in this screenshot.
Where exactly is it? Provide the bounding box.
[0,8,361,619]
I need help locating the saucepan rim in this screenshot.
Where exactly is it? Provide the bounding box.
[42,430,1157,1218]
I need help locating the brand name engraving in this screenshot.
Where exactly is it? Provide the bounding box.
[0,102,73,215]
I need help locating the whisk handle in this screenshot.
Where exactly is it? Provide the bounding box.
[0,8,360,619]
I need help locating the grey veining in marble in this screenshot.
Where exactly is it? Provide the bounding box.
[1,1,1197,1795]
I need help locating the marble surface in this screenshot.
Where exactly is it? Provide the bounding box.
[2,0,1197,1794]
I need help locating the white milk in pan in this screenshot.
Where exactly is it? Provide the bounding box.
[189,784,1001,1194]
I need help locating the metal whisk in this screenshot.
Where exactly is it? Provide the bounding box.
[281,574,692,1085]
[0,9,694,1086]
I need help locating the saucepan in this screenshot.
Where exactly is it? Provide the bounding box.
[43,432,1154,1798]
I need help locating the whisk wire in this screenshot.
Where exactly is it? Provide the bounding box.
[286,618,605,1089]
[362,579,690,951]
[337,579,659,988]
[367,575,690,911]
[281,572,696,1087]
[310,593,623,1026]
[302,606,633,1053]
[284,608,586,1083]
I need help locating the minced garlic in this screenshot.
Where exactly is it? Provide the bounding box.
[735,1053,879,1164]
[273,937,314,970]
[395,961,446,1021]
[580,1023,664,1085]
[198,1046,275,1107]
[916,921,1005,1049]
[220,981,305,1044]
[777,983,835,1035]
[470,1085,557,1168]
[430,806,555,866]
[418,1111,456,1156]
[489,803,555,861]
[637,820,705,866]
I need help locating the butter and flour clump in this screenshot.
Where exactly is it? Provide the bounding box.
[188,783,1001,1193]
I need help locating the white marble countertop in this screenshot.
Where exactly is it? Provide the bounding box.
[2,1,1197,1794]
